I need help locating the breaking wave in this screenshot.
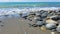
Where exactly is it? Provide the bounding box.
[0,7,60,20]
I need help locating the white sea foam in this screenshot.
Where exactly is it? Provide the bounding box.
[0,7,59,15]
[0,7,60,20]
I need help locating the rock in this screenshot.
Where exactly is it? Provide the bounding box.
[40,10,46,14]
[45,23,56,29]
[34,17,43,21]
[0,21,2,22]
[51,16,60,21]
[56,25,60,32]
[41,11,48,18]
[36,21,44,26]
[1,25,4,27]
[28,23,38,27]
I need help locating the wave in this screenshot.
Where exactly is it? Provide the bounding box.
[0,7,60,20]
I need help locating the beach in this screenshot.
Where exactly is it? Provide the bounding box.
[0,17,59,34]
[0,7,60,34]
[0,2,60,34]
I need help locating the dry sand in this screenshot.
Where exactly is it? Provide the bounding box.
[0,17,60,34]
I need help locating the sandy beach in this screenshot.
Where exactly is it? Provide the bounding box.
[0,17,59,34]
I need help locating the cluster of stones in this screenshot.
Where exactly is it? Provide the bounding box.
[21,10,60,32]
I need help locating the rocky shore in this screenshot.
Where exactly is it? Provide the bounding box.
[0,7,60,34]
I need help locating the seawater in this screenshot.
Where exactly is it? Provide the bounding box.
[0,2,60,20]
[0,2,60,8]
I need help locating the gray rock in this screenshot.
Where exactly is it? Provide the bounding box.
[45,23,56,29]
[36,21,44,26]
[56,26,60,32]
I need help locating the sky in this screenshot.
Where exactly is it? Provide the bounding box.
[0,0,60,2]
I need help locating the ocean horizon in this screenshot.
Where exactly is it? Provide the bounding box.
[0,2,60,8]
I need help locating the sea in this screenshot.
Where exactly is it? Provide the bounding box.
[0,2,60,8]
[0,2,60,11]
[0,2,60,20]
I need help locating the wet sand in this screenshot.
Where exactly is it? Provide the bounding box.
[0,17,60,34]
